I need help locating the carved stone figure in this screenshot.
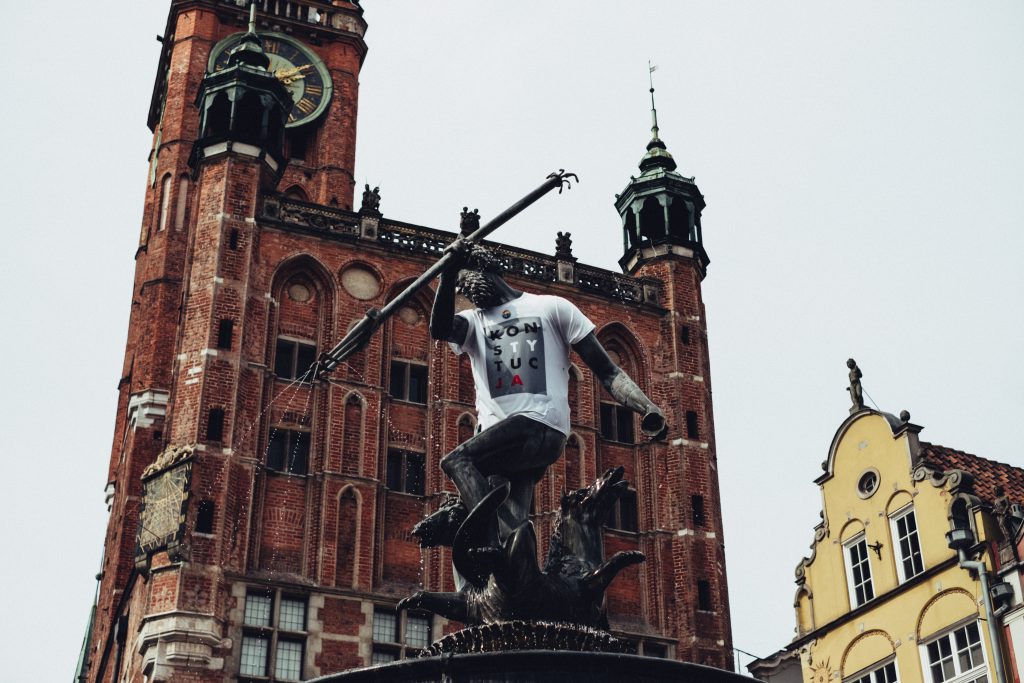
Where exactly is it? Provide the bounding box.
[359,183,381,215]
[401,467,644,627]
[847,358,864,412]
[555,231,574,260]
[141,443,196,479]
[460,207,481,236]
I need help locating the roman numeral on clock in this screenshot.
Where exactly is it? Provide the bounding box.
[296,98,316,115]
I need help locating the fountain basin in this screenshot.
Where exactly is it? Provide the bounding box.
[308,649,754,683]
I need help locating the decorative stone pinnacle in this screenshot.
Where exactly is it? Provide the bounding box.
[555,231,575,260]
[359,184,381,215]
[459,207,481,236]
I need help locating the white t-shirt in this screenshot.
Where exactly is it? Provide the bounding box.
[450,292,595,435]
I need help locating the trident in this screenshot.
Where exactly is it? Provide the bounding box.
[316,170,578,377]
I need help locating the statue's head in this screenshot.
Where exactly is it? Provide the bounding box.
[847,358,856,369]
[456,245,506,308]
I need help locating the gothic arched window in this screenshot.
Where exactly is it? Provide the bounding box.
[638,196,664,242]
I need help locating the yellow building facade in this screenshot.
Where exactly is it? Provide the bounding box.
[752,407,1023,683]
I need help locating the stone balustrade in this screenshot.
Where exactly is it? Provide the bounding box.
[262,196,661,307]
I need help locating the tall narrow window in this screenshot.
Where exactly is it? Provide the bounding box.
[679,325,691,345]
[843,534,875,607]
[286,129,313,162]
[390,361,428,404]
[266,429,310,475]
[196,500,215,534]
[217,319,234,350]
[685,411,700,439]
[890,506,924,582]
[386,449,425,495]
[207,408,225,442]
[691,495,706,527]
[923,622,987,683]
[697,579,713,611]
[157,174,172,232]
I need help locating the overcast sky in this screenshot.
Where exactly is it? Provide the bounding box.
[1,2,1022,680]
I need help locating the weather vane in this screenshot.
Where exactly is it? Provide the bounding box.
[648,60,660,140]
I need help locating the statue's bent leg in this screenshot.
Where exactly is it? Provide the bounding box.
[499,427,565,541]
[440,415,565,542]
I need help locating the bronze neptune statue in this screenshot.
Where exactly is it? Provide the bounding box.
[402,241,665,626]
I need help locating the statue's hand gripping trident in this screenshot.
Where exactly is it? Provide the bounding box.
[314,170,578,378]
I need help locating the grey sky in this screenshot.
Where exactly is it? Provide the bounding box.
[1,2,1022,680]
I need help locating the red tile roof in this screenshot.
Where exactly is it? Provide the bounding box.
[918,442,1024,503]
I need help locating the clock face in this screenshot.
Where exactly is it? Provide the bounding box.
[209,32,333,128]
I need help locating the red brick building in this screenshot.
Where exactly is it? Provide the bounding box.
[80,1,733,680]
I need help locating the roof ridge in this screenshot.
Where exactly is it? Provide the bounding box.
[919,441,1024,477]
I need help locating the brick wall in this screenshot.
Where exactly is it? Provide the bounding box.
[89,2,733,680]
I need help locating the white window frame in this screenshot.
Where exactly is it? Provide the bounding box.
[239,590,308,682]
[843,533,875,608]
[889,505,925,583]
[919,620,989,683]
[846,658,899,683]
[370,607,433,663]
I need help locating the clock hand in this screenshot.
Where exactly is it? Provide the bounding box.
[276,64,312,81]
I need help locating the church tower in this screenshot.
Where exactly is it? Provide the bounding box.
[83,4,733,681]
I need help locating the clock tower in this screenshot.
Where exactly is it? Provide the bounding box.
[86,3,366,681]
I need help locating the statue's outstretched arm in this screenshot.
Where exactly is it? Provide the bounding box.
[573,333,667,439]
[430,243,470,345]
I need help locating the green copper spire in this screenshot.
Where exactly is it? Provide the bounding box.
[648,61,661,142]
[639,62,676,173]
[228,1,270,70]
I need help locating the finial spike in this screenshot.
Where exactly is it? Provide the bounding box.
[648,61,660,140]
[248,1,257,34]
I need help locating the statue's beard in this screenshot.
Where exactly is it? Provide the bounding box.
[457,270,502,308]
